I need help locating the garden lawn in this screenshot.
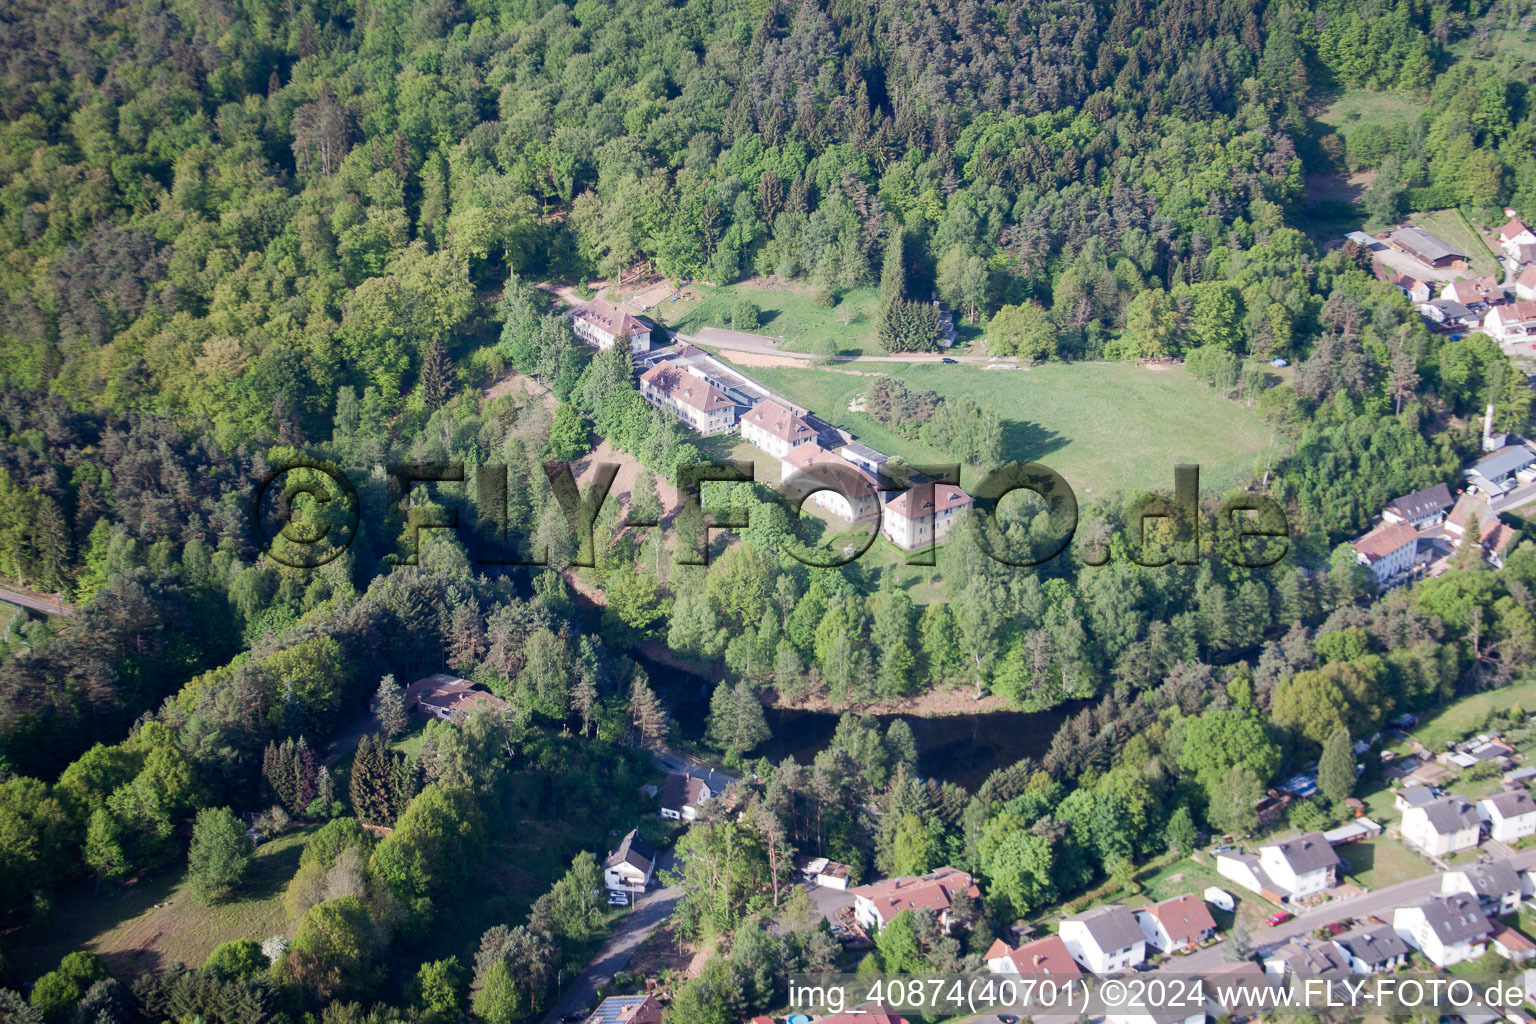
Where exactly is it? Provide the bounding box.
[1337,835,1434,891]
[1409,678,1536,751]
[664,283,884,356]
[1410,209,1501,278]
[12,827,313,982]
[732,360,1276,498]
[1130,856,1272,934]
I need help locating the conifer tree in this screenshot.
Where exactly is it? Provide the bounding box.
[375,674,408,738]
[419,336,453,406]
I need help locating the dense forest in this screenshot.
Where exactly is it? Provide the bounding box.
[3,0,1536,1018]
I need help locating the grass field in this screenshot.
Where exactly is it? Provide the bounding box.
[662,282,886,356]
[1410,209,1500,278]
[728,360,1276,499]
[1315,89,1423,133]
[1338,835,1434,891]
[1130,856,1272,933]
[13,828,314,981]
[1409,678,1536,751]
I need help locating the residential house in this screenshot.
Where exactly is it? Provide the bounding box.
[1332,924,1411,974]
[1382,483,1454,527]
[1500,216,1536,260]
[1262,939,1351,980]
[1447,492,1498,539]
[1443,860,1523,916]
[584,995,663,1024]
[1392,227,1468,268]
[1394,894,1492,968]
[1443,276,1505,309]
[603,829,656,893]
[1135,894,1217,954]
[404,673,508,722]
[1203,961,1276,1022]
[740,399,818,460]
[1480,517,1519,569]
[1479,790,1536,844]
[983,934,1084,978]
[1485,301,1536,343]
[570,300,651,353]
[658,773,711,821]
[1378,266,1432,304]
[1464,445,1536,496]
[638,364,737,435]
[1418,298,1479,327]
[1517,265,1536,303]
[881,483,975,552]
[1493,924,1536,963]
[849,868,980,934]
[1059,904,1147,974]
[1351,521,1420,586]
[778,444,882,523]
[1401,796,1482,856]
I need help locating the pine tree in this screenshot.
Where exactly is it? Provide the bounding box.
[628,673,669,746]
[1318,726,1355,806]
[350,733,396,826]
[375,674,408,738]
[571,671,598,737]
[419,336,453,406]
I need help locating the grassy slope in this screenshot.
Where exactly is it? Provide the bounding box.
[1409,677,1536,751]
[13,828,313,981]
[1410,209,1500,278]
[1315,89,1424,132]
[662,283,885,356]
[730,360,1275,499]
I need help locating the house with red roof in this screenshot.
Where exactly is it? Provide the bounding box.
[778,444,882,523]
[881,483,974,551]
[638,364,738,435]
[849,868,979,934]
[1499,214,1536,260]
[571,299,651,353]
[983,934,1084,977]
[1350,521,1419,586]
[741,399,818,459]
[1135,894,1217,953]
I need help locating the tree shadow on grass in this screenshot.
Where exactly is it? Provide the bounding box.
[241,834,307,903]
[999,419,1067,467]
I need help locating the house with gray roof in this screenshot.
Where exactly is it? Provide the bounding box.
[1444,860,1522,915]
[584,995,661,1024]
[1333,924,1410,974]
[1383,483,1454,527]
[1479,789,1536,844]
[1262,938,1351,980]
[1059,904,1146,974]
[1394,894,1491,967]
[1402,795,1482,856]
[603,828,656,893]
[1466,444,1536,496]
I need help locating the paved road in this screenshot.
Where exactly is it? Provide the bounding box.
[539,872,681,1024]
[1162,846,1536,974]
[0,584,75,617]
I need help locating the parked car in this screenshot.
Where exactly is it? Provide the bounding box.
[561,1014,586,1022]
[1132,962,1155,972]
[1266,911,1293,926]
[1212,844,1233,854]
[608,894,630,906]
[941,357,957,364]
[997,1016,1018,1024]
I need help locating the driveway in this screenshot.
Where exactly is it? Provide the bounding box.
[668,328,1009,365]
[540,862,682,1024]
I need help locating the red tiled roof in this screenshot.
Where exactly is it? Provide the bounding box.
[1492,923,1536,952]
[639,364,734,414]
[1481,518,1518,557]
[985,935,1083,976]
[1493,300,1536,324]
[850,868,979,926]
[1351,521,1419,563]
[742,400,815,443]
[572,299,649,339]
[1518,266,1536,291]
[885,483,973,521]
[1499,218,1533,242]
[1140,894,1217,946]
[781,444,877,487]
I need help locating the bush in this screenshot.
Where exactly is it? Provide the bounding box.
[811,287,835,308]
[204,938,269,979]
[187,806,252,903]
[730,297,760,330]
[30,951,108,1020]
